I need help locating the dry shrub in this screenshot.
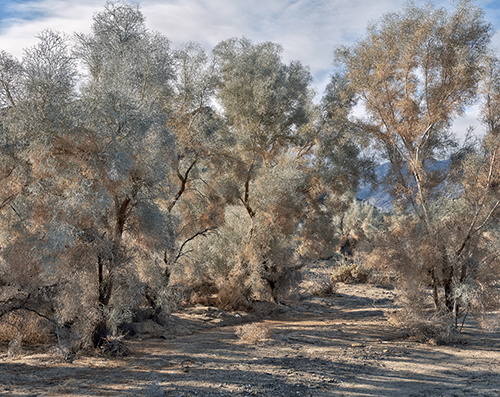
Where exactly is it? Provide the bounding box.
[177,203,304,308]
[7,333,22,358]
[0,310,53,344]
[331,262,371,284]
[216,263,252,310]
[188,291,214,306]
[235,322,271,343]
[476,311,500,330]
[99,335,129,357]
[186,280,218,305]
[390,281,465,345]
[298,209,338,261]
[302,272,337,297]
[390,310,464,345]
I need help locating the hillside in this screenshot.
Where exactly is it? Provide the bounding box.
[357,160,451,211]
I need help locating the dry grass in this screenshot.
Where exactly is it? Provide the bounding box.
[235,323,271,343]
[302,272,337,297]
[0,310,53,345]
[331,262,371,284]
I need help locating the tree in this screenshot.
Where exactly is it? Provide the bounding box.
[203,37,315,303]
[1,2,177,348]
[71,1,177,346]
[0,50,24,108]
[143,41,227,314]
[0,30,81,345]
[334,0,495,321]
[300,72,375,260]
[164,41,224,260]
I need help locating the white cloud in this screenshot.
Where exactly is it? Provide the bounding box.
[0,0,102,58]
[0,0,499,137]
[452,105,484,141]
[0,0,461,92]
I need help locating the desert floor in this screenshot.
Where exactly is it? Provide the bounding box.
[1,269,500,396]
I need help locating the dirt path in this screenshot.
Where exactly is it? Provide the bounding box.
[1,284,500,396]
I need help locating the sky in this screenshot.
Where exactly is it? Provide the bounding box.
[1,0,500,138]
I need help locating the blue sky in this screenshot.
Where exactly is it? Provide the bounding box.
[1,0,500,137]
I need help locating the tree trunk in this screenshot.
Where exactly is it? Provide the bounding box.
[443,267,454,313]
[429,268,439,311]
[91,321,108,348]
[90,253,113,348]
[145,260,171,323]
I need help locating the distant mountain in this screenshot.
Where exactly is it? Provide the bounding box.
[357,160,450,212]
[357,163,393,211]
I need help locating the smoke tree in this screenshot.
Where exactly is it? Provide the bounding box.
[1,2,177,347]
[301,72,375,260]
[163,42,225,267]
[335,0,497,324]
[3,0,499,349]
[203,38,315,303]
[72,2,177,346]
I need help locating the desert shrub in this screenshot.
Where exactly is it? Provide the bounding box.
[388,273,470,344]
[235,322,271,343]
[0,310,53,344]
[389,310,465,345]
[333,199,386,240]
[7,333,22,358]
[99,335,129,357]
[216,262,252,310]
[185,202,303,307]
[452,274,500,330]
[331,262,371,284]
[302,272,337,297]
[139,258,189,322]
[50,261,149,348]
[179,206,249,298]
[297,204,339,261]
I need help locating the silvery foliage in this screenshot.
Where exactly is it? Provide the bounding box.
[202,205,252,278]
[173,41,219,115]
[2,30,76,143]
[0,1,177,273]
[71,0,177,250]
[0,30,80,267]
[0,50,24,108]
[335,1,492,214]
[479,53,500,135]
[179,38,316,301]
[317,73,375,196]
[213,37,313,157]
[252,158,305,211]
[210,37,314,214]
[334,198,386,239]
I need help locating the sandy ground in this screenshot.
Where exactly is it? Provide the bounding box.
[1,281,500,396]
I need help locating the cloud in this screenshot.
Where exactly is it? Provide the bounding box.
[0,0,499,122]
[141,0,410,95]
[0,0,102,58]
[452,105,484,141]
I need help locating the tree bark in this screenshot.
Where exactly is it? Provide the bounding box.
[429,268,439,311]
[91,253,114,348]
[442,250,454,313]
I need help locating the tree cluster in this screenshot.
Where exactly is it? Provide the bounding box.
[1,0,499,348]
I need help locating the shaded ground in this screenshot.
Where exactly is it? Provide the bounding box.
[1,283,500,396]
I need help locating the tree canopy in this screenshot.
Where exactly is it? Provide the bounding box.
[1,0,500,348]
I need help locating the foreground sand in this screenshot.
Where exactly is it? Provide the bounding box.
[1,282,499,396]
